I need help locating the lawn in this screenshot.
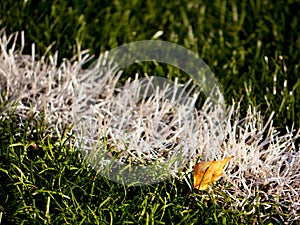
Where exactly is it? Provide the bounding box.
[0,0,299,224]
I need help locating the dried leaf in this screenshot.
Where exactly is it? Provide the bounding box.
[193,156,233,190]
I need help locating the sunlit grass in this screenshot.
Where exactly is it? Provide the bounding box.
[0,112,291,224]
[0,0,299,224]
[1,0,299,129]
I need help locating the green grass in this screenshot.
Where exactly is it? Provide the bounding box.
[0,0,299,224]
[0,111,290,224]
[1,0,299,129]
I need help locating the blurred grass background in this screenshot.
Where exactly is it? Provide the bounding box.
[1,0,299,129]
[0,0,299,224]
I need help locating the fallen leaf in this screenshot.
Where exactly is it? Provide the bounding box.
[194,156,233,190]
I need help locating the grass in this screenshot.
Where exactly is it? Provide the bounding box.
[1,0,299,129]
[0,111,291,224]
[0,0,299,224]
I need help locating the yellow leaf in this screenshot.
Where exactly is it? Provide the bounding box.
[193,156,233,190]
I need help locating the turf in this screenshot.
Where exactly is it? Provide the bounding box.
[0,112,290,224]
[0,0,299,224]
[1,0,299,129]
